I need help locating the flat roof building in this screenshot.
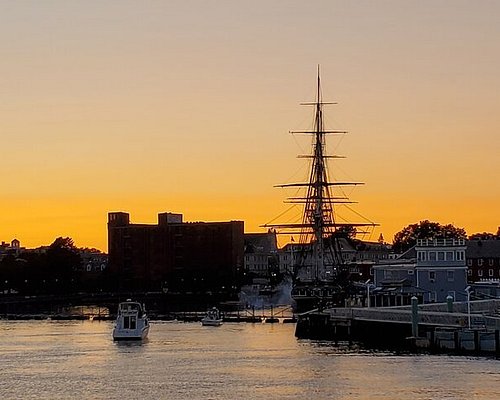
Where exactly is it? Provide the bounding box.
[107,212,244,293]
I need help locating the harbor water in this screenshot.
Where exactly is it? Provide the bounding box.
[0,320,498,399]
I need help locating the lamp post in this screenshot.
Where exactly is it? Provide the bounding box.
[365,279,371,308]
[465,286,471,329]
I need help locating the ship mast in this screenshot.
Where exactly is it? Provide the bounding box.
[305,71,335,281]
[264,67,376,283]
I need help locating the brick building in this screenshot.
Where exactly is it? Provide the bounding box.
[466,239,500,282]
[107,212,244,293]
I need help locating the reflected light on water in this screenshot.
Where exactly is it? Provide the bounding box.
[0,320,498,400]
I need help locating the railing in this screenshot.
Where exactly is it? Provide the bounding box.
[327,306,493,328]
[416,238,465,247]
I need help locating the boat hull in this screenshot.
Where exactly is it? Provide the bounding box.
[201,318,222,327]
[113,326,149,341]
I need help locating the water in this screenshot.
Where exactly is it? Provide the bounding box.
[0,320,498,400]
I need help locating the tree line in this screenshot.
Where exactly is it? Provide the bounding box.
[391,220,500,253]
[0,237,98,295]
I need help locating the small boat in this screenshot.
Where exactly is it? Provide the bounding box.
[201,307,223,327]
[112,299,150,341]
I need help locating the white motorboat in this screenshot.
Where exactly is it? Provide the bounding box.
[201,307,223,327]
[112,300,150,341]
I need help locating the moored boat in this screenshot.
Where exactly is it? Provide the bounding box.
[112,300,150,341]
[201,307,223,326]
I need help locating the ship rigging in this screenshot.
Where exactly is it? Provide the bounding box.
[264,68,378,312]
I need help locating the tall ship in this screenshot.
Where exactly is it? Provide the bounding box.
[265,69,377,313]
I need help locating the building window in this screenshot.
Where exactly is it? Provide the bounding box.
[489,269,494,277]
[429,291,437,302]
[446,252,454,261]
[489,259,494,266]
[429,271,436,282]
[467,269,472,276]
[478,259,483,266]
[447,270,454,282]
[429,252,436,261]
[438,252,445,261]
[467,259,472,266]
[478,269,483,277]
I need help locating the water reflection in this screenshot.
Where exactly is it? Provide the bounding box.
[0,320,498,400]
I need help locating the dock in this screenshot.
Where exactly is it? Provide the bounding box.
[0,304,297,324]
[295,299,500,355]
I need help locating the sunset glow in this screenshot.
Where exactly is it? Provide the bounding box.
[1,1,499,251]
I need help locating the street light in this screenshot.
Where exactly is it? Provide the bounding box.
[465,285,471,329]
[365,279,371,308]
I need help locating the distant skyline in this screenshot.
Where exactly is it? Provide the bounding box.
[1,1,500,251]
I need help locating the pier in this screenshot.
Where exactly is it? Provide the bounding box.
[295,299,500,355]
[0,293,296,323]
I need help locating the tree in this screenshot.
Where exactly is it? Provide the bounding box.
[393,220,467,253]
[469,232,497,241]
[45,237,82,293]
[333,225,357,239]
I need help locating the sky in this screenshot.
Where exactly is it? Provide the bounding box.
[1,1,499,251]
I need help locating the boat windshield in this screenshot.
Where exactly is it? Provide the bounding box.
[119,302,142,312]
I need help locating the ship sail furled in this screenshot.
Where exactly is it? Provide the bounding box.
[264,68,377,311]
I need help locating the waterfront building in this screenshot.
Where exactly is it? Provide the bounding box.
[107,212,244,293]
[244,230,278,277]
[466,239,500,282]
[372,238,467,305]
[371,261,425,306]
[415,238,467,302]
[342,238,391,282]
[278,242,307,277]
[471,280,500,299]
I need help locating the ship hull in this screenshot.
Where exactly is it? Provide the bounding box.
[292,283,346,313]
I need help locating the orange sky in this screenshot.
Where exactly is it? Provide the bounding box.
[1,1,499,251]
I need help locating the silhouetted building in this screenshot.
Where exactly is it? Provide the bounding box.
[244,230,278,277]
[107,212,244,293]
[0,239,24,260]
